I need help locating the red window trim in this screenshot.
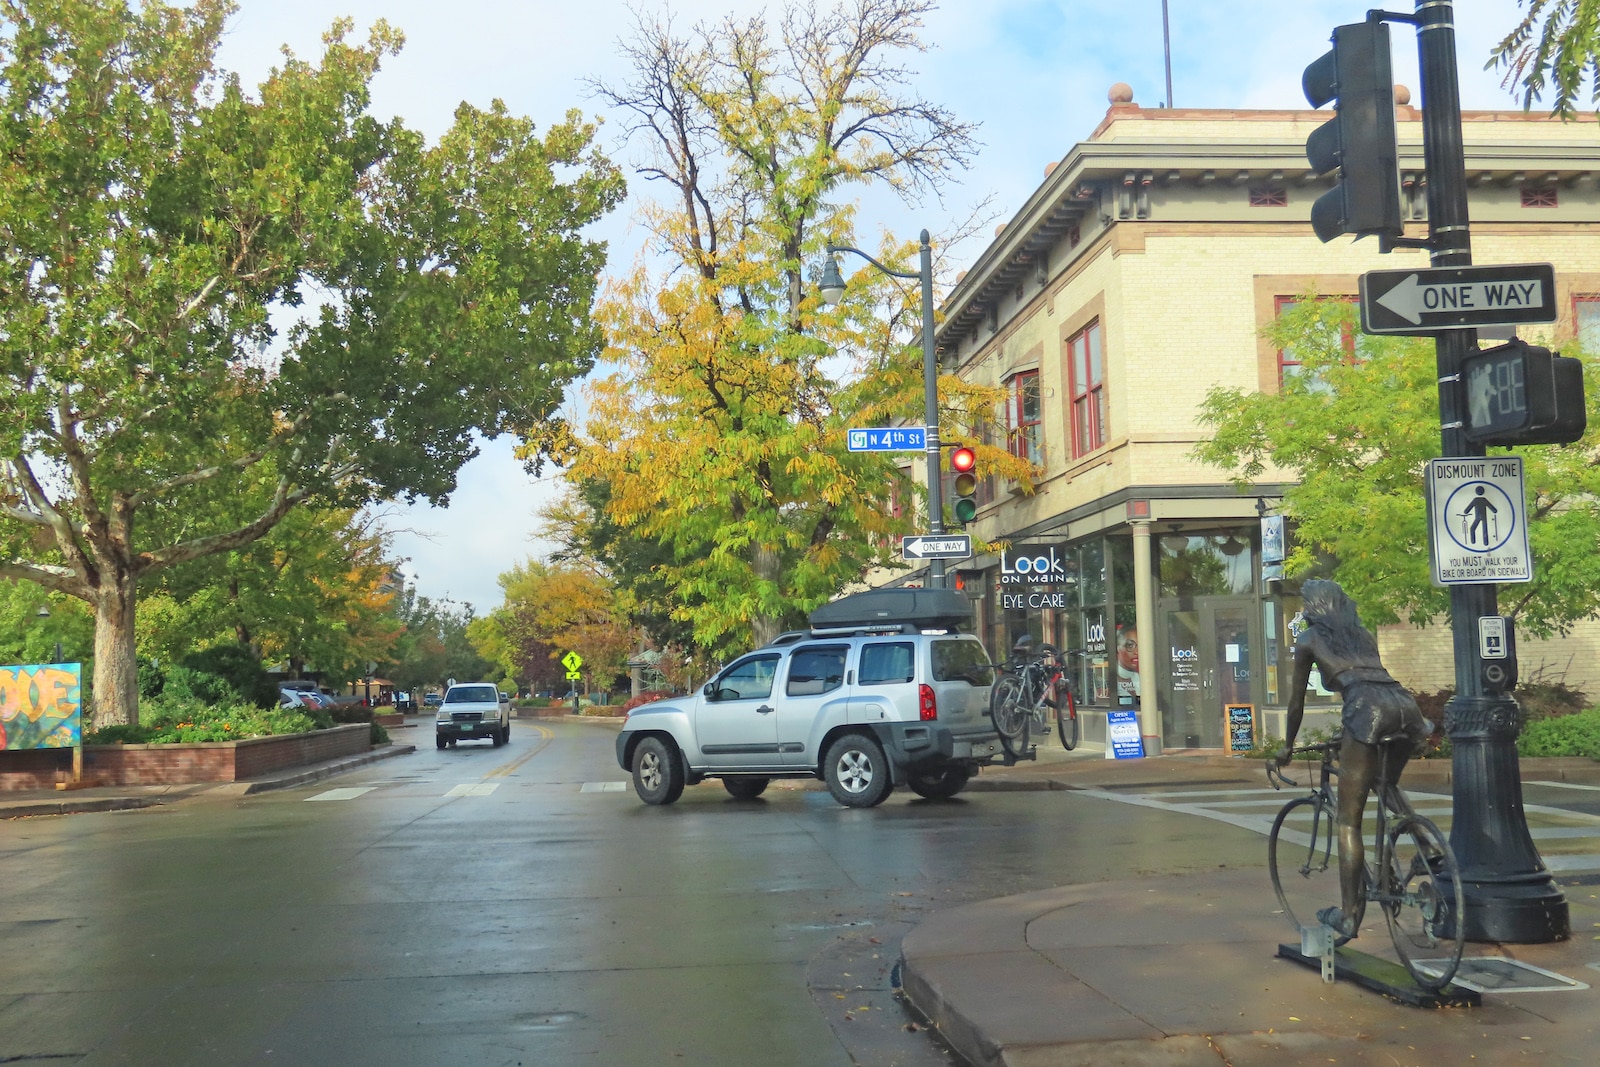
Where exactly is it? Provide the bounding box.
[1274,295,1357,388]
[1067,320,1105,458]
[1007,369,1042,464]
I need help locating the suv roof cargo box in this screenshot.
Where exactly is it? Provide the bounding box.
[808,588,972,632]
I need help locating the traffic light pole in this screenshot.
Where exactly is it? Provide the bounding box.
[824,231,946,589]
[1408,0,1568,942]
[917,232,947,591]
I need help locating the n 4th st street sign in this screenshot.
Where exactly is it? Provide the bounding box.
[901,534,972,561]
[1359,263,1556,335]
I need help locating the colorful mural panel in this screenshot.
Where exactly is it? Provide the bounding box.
[0,664,83,751]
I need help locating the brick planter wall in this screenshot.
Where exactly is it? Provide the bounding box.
[0,723,371,790]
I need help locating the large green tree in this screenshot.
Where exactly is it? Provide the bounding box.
[1194,296,1600,636]
[570,0,1026,654]
[0,1,623,725]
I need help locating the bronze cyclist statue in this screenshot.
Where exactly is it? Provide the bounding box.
[1275,579,1432,938]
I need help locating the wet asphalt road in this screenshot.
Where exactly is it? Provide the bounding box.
[0,722,1269,1067]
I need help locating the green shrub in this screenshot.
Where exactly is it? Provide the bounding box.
[137,657,165,699]
[370,722,389,745]
[161,666,236,706]
[178,644,278,707]
[85,722,155,745]
[1517,706,1600,759]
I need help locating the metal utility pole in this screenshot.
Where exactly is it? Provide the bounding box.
[822,231,947,589]
[1410,0,1568,942]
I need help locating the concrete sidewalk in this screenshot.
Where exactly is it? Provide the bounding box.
[903,747,1600,1067]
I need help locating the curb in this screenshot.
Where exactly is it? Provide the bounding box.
[234,743,417,795]
[1,744,417,816]
[0,795,168,820]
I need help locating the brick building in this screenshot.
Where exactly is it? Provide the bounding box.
[886,83,1600,752]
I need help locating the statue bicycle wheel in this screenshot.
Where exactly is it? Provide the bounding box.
[1266,794,1351,945]
[1378,814,1465,990]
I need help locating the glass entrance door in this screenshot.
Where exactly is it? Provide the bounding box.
[1159,597,1260,749]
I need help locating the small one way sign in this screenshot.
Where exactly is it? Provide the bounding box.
[1360,263,1556,335]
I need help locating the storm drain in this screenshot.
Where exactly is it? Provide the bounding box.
[1416,956,1589,993]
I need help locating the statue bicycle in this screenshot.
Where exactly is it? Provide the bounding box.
[1267,733,1465,990]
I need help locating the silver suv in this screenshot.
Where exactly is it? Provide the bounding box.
[436,683,510,748]
[615,590,1000,807]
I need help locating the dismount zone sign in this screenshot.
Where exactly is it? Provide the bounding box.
[1425,457,1532,585]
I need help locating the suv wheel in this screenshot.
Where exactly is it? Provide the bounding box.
[632,736,686,805]
[823,734,892,808]
[907,765,971,800]
[436,735,447,750]
[723,777,769,800]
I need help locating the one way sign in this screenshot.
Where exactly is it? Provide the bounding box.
[901,534,972,561]
[1360,263,1556,335]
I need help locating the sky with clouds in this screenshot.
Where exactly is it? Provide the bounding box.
[211,0,1540,613]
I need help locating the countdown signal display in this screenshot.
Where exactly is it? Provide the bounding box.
[1461,339,1586,446]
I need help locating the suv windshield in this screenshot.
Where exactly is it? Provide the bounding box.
[930,638,995,686]
[445,685,499,704]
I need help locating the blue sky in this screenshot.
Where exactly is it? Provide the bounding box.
[213,1,1541,613]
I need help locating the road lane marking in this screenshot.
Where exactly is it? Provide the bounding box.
[304,787,374,802]
[1528,780,1600,792]
[486,725,553,778]
[444,783,500,797]
[580,782,628,793]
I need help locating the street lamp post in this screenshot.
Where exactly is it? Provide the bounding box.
[819,229,947,589]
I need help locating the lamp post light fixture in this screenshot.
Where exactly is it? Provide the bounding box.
[819,229,948,589]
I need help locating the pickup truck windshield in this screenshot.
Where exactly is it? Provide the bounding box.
[445,685,499,703]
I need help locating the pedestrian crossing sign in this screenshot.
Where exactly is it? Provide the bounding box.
[1425,457,1532,586]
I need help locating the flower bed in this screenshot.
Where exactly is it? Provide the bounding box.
[0,723,371,790]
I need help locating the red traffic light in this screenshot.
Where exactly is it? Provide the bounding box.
[950,446,976,473]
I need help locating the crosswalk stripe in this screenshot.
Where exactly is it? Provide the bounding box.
[1081,785,1600,875]
[444,783,499,797]
[580,781,628,793]
[304,787,374,802]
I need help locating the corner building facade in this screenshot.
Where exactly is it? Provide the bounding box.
[896,85,1600,753]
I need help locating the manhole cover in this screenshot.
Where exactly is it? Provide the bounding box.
[1416,956,1588,993]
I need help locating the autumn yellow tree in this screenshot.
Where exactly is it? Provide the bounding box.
[568,0,1026,653]
[470,561,634,695]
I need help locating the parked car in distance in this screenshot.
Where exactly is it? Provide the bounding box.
[616,589,1001,808]
[423,692,443,708]
[278,689,331,711]
[436,682,511,749]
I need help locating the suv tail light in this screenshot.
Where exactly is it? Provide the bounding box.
[918,684,938,721]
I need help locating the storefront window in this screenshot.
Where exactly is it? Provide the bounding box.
[1082,608,1110,702]
[1110,537,1136,605]
[1158,534,1255,597]
[1264,593,1338,705]
[1113,604,1140,707]
[1079,540,1106,606]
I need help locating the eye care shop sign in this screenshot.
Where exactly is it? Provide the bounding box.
[997,544,1075,611]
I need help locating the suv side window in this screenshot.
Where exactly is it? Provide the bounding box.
[785,645,848,697]
[858,641,915,685]
[930,638,995,686]
[713,655,780,701]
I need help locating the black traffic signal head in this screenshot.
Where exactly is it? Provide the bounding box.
[1462,339,1587,446]
[1303,21,1402,244]
[950,446,978,524]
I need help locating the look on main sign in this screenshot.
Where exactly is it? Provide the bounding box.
[998,544,1074,611]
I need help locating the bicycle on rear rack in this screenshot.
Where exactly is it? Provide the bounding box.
[989,640,1082,760]
[1266,733,1465,990]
